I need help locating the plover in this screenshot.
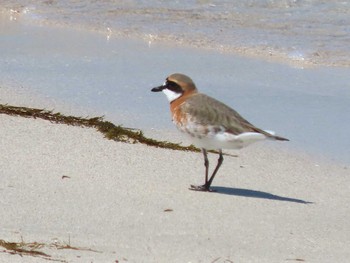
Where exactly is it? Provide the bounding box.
[151,73,289,192]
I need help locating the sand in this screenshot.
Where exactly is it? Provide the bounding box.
[1,105,350,262]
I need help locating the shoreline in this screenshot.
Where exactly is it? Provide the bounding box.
[0,100,344,168]
[1,7,349,68]
[0,84,347,168]
[1,18,349,164]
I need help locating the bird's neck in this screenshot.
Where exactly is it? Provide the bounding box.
[170,90,197,113]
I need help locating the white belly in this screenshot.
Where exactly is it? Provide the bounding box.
[177,123,268,150]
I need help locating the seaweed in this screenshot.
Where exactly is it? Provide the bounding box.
[0,237,100,262]
[0,103,236,157]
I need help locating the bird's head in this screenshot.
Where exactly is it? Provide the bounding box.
[151,73,197,102]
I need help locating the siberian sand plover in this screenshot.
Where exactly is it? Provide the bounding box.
[151,73,289,192]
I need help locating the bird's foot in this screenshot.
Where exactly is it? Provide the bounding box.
[189,184,216,192]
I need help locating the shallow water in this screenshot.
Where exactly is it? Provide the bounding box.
[1,17,349,164]
[1,0,350,66]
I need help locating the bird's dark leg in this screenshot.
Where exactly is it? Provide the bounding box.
[205,149,223,189]
[190,149,223,192]
[202,149,209,184]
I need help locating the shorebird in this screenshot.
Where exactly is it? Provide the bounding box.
[151,73,289,192]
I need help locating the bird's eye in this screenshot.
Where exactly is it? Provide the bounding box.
[165,81,183,93]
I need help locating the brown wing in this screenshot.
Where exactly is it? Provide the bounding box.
[181,93,288,140]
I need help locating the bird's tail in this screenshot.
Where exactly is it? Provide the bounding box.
[273,135,289,141]
[264,130,289,141]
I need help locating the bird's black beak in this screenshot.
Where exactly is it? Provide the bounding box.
[151,85,164,92]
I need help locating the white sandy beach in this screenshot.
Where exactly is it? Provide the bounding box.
[1,100,350,262]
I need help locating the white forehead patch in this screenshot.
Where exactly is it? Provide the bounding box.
[162,88,182,102]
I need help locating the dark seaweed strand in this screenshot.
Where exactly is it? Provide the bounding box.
[0,104,235,156]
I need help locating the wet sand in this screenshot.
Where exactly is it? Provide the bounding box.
[1,16,350,163]
[1,11,350,263]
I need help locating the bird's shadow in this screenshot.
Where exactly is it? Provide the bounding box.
[211,186,313,204]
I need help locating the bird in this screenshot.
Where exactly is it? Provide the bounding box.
[151,73,289,192]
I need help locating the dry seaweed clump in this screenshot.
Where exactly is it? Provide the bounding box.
[0,238,100,261]
[0,239,51,258]
[0,103,200,150]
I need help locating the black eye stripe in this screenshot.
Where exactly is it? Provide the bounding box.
[165,81,183,93]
